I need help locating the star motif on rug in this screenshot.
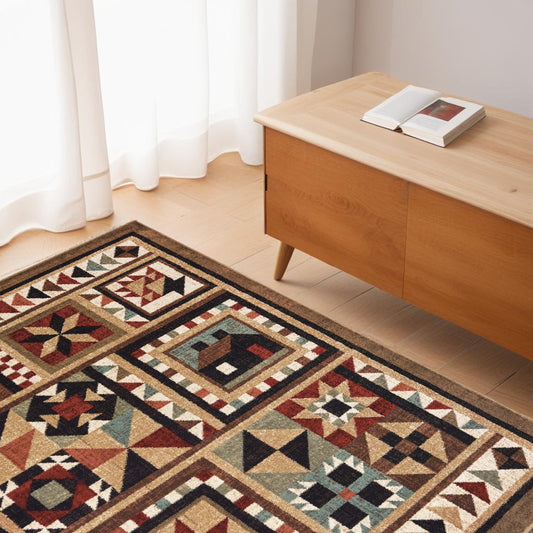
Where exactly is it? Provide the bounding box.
[277,376,395,447]
[8,305,115,366]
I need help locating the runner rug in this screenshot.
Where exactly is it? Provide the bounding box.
[0,221,531,533]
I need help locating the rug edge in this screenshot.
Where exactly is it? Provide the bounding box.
[0,220,146,293]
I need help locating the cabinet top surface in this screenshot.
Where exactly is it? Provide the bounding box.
[255,72,533,228]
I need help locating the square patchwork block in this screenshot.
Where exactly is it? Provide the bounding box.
[277,370,396,447]
[166,315,292,390]
[117,291,337,423]
[0,451,118,531]
[2,301,123,370]
[97,258,213,318]
[281,449,413,533]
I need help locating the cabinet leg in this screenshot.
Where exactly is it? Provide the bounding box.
[274,242,294,281]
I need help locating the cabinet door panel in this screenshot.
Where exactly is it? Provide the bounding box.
[264,128,408,296]
[405,185,533,359]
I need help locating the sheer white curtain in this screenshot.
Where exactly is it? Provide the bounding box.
[0,0,308,246]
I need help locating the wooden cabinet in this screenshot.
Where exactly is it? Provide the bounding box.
[265,129,409,297]
[255,73,533,360]
[404,185,533,358]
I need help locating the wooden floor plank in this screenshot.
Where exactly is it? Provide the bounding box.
[488,363,533,419]
[438,340,530,395]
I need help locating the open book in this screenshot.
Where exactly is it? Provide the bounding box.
[362,85,485,147]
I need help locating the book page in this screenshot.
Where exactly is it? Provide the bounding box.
[402,97,483,134]
[366,85,441,126]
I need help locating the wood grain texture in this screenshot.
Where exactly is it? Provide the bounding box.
[255,72,533,228]
[404,184,533,359]
[265,128,409,296]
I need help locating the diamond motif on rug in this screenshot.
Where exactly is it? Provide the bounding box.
[0,451,118,531]
[117,291,335,423]
[214,411,339,494]
[98,258,212,318]
[346,407,469,491]
[166,315,292,389]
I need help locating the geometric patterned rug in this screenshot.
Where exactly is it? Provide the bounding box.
[0,221,531,533]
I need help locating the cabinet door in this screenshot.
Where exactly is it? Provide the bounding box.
[264,128,409,297]
[405,184,533,359]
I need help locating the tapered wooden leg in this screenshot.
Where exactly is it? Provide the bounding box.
[274,242,294,281]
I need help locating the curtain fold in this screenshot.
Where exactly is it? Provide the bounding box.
[0,0,310,247]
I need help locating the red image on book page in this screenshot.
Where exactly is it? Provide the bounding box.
[419,99,465,121]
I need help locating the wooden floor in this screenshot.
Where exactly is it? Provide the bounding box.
[1,153,531,418]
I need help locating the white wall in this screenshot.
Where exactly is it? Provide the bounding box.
[352,0,533,117]
[310,0,355,90]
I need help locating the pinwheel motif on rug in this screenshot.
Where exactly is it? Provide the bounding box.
[0,222,531,533]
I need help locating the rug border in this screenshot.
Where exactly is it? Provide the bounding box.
[1,220,532,533]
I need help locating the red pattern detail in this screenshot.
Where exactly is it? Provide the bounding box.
[212,400,227,410]
[57,273,79,285]
[134,427,192,449]
[52,394,93,421]
[233,495,254,510]
[12,294,33,307]
[264,377,278,387]
[202,424,217,440]
[0,301,18,314]
[312,346,326,355]
[456,481,491,503]
[196,470,214,482]
[347,382,377,398]
[247,344,273,359]
[132,512,150,525]
[127,321,148,329]
[146,400,171,410]
[340,357,356,371]
[293,381,320,399]
[293,418,325,437]
[339,488,356,501]
[426,400,450,410]
[369,397,395,416]
[353,417,383,437]
[326,429,356,447]
[0,430,34,470]
[8,464,97,526]
[276,400,305,418]
[174,521,195,533]
[118,382,143,392]
[321,371,345,388]
[391,383,415,392]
